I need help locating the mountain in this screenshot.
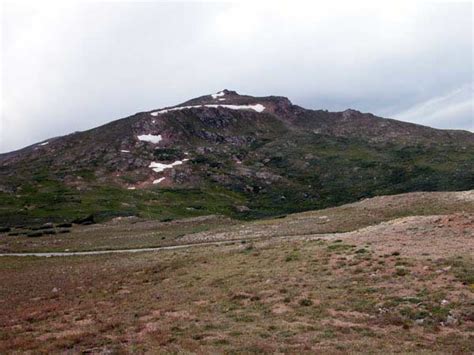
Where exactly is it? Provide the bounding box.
[0,89,473,225]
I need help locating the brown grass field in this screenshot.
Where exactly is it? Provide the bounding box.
[0,191,473,353]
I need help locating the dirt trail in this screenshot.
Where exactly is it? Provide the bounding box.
[0,239,254,257]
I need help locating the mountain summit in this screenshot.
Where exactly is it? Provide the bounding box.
[0,90,473,225]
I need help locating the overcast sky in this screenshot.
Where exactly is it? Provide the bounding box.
[1,0,472,153]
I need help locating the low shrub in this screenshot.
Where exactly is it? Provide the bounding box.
[299,298,313,306]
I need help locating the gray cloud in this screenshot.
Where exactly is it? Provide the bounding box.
[1,1,472,153]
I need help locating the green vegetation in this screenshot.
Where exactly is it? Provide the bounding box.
[0,181,246,226]
[449,257,474,286]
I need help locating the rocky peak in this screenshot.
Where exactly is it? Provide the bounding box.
[342,109,362,120]
[218,89,238,96]
[171,90,294,115]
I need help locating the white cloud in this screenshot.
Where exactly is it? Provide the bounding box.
[394,84,473,131]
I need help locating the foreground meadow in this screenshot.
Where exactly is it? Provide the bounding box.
[1,191,473,353]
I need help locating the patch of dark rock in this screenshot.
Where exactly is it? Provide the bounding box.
[57,223,72,228]
[42,229,57,235]
[0,227,11,233]
[27,231,44,238]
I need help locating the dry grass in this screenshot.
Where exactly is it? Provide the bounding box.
[0,235,473,353]
[0,190,473,352]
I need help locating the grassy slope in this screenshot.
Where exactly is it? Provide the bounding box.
[1,134,472,227]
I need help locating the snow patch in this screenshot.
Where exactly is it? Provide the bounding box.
[206,103,265,112]
[211,91,225,99]
[121,150,130,153]
[151,106,182,116]
[149,159,189,173]
[150,103,265,115]
[151,105,198,115]
[128,187,136,190]
[153,177,166,184]
[218,98,226,101]
[137,134,162,144]
[39,141,49,146]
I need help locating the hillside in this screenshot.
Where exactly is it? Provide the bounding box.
[1,90,473,225]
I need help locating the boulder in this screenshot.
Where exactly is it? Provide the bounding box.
[72,215,95,225]
[39,223,54,229]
